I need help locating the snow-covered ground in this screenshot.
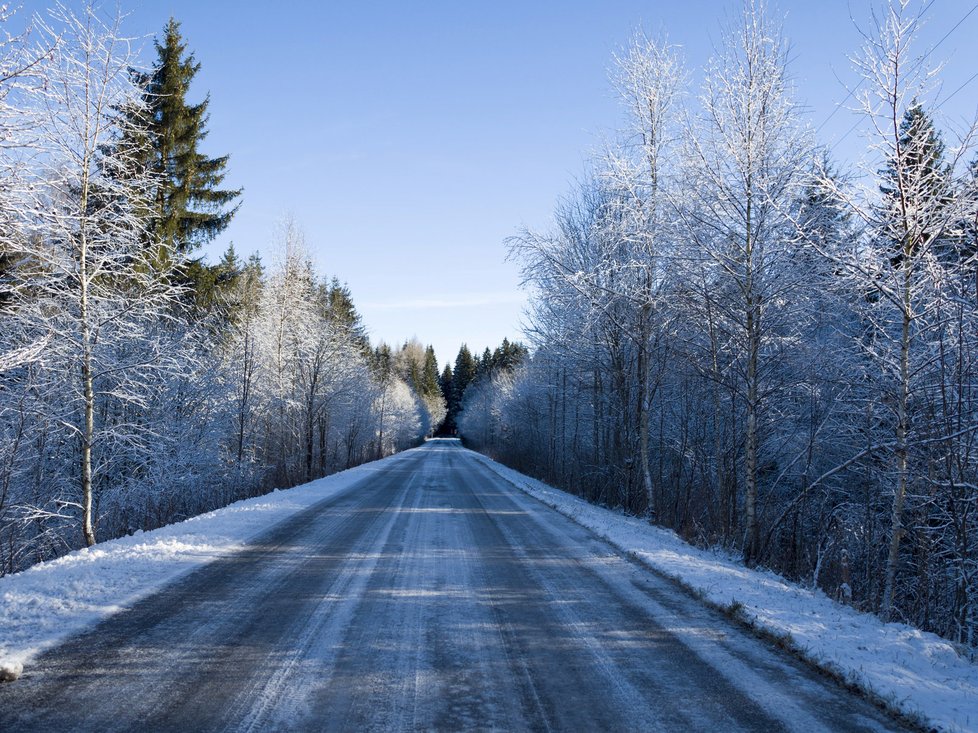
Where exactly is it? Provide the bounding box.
[0,449,419,679]
[471,451,978,733]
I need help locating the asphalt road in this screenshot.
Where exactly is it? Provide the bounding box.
[0,440,907,732]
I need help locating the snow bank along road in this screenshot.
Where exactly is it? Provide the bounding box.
[0,441,907,732]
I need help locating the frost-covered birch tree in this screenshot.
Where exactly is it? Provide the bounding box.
[12,4,188,548]
[508,33,684,515]
[603,32,684,516]
[679,0,810,562]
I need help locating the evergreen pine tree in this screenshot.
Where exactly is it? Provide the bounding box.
[445,344,476,434]
[491,337,528,373]
[183,242,243,321]
[477,347,493,380]
[420,346,441,400]
[399,340,424,395]
[879,101,951,266]
[323,278,370,352]
[798,156,851,254]
[121,18,241,267]
[373,343,394,380]
[437,362,455,436]
[234,252,265,323]
[439,363,453,409]
[453,345,476,399]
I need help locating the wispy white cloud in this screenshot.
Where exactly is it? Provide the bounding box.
[362,293,525,311]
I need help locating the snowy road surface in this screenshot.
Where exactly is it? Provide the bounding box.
[0,441,906,732]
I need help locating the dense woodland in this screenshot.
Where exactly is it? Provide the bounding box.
[458,1,978,647]
[0,6,445,573]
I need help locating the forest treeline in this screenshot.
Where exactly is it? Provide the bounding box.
[457,1,978,647]
[0,6,445,572]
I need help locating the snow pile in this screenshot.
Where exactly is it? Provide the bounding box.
[472,450,978,733]
[0,449,417,675]
[0,660,22,682]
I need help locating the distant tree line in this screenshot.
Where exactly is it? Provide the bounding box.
[460,1,978,647]
[0,5,442,573]
[438,339,528,436]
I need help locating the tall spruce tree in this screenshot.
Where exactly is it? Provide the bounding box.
[880,102,951,266]
[421,346,441,399]
[477,347,493,380]
[491,337,528,373]
[444,344,476,435]
[453,345,476,401]
[323,278,370,353]
[438,363,453,430]
[124,19,241,266]
[182,242,242,323]
[373,343,394,380]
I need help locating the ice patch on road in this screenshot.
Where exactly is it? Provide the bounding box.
[0,449,419,676]
[470,449,978,733]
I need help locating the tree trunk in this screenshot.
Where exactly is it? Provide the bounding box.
[79,158,96,548]
[236,330,253,463]
[637,300,655,518]
[882,265,913,620]
[305,406,315,482]
[744,295,760,564]
[743,183,760,565]
[81,335,96,548]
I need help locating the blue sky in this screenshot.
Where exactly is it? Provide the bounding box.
[20,1,978,367]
